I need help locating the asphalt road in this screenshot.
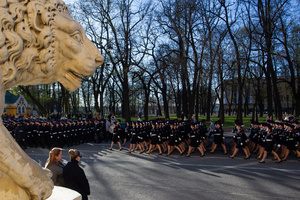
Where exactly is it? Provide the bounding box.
[26,142,300,200]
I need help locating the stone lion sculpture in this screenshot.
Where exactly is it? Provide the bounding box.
[0,0,103,199]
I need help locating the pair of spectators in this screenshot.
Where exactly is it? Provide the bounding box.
[45,148,90,200]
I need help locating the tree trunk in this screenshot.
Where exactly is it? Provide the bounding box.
[122,70,131,121]
[182,79,188,119]
[176,88,181,118]
[93,82,100,112]
[296,68,300,117]
[144,96,149,121]
[87,81,91,112]
[61,86,69,114]
[162,83,169,119]
[81,86,88,113]
[222,2,243,122]
[195,82,200,121]
[266,42,282,119]
[219,74,225,123]
[19,86,47,115]
[100,90,104,115]
[206,65,213,121]
[154,89,162,116]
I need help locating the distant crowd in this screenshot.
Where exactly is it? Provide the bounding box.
[1,112,118,150]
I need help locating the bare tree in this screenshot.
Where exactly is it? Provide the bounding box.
[275,15,300,117]
[246,0,291,119]
[75,0,152,121]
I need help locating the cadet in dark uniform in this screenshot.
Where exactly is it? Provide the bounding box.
[44,121,51,148]
[136,122,146,153]
[32,120,40,148]
[109,121,122,151]
[77,120,83,145]
[128,122,138,153]
[94,120,101,143]
[51,122,60,148]
[186,123,205,157]
[15,121,26,149]
[63,121,70,147]
[38,121,47,148]
[259,125,282,163]
[281,124,300,161]
[5,120,15,137]
[230,120,239,154]
[295,122,300,152]
[230,121,250,159]
[272,122,283,154]
[209,120,227,154]
[256,123,268,160]
[248,121,259,152]
[24,120,34,148]
[82,121,88,143]
[79,120,85,144]
[177,122,187,154]
[48,121,55,149]
[88,120,95,142]
[199,120,209,149]
[167,123,183,155]
[147,123,162,155]
[68,120,74,146]
[73,120,80,145]
[160,123,169,153]
[58,121,65,148]
[141,123,149,152]
[98,120,105,143]
[122,122,131,146]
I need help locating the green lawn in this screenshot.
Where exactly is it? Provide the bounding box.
[116,114,267,128]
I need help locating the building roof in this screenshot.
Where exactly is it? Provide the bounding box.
[5,91,20,104]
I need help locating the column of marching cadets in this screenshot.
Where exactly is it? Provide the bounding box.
[108,119,300,163]
[3,118,300,163]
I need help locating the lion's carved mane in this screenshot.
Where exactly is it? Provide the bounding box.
[0,0,103,199]
[0,0,67,89]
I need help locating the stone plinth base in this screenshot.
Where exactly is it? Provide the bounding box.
[0,172,81,200]
[0,172,29,200]
[47,186,82,200]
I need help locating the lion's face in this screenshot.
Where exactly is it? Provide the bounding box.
[52,13,103,91]
[0,0,103,92]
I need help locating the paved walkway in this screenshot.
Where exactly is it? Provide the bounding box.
[25,141,300,200]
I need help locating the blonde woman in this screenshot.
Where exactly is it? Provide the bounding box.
[45,147,65,186]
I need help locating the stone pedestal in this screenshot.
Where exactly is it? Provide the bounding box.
[47,186,82,200]
[0,172,81,200]
[0,172,29,200]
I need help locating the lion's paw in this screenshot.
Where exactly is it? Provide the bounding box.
[27,168,54,200]
[43,167,53,179]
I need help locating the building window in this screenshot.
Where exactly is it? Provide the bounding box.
[22,106,25,114]
[17,106,26,114]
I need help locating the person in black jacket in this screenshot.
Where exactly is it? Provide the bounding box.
[63,149,90,200]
